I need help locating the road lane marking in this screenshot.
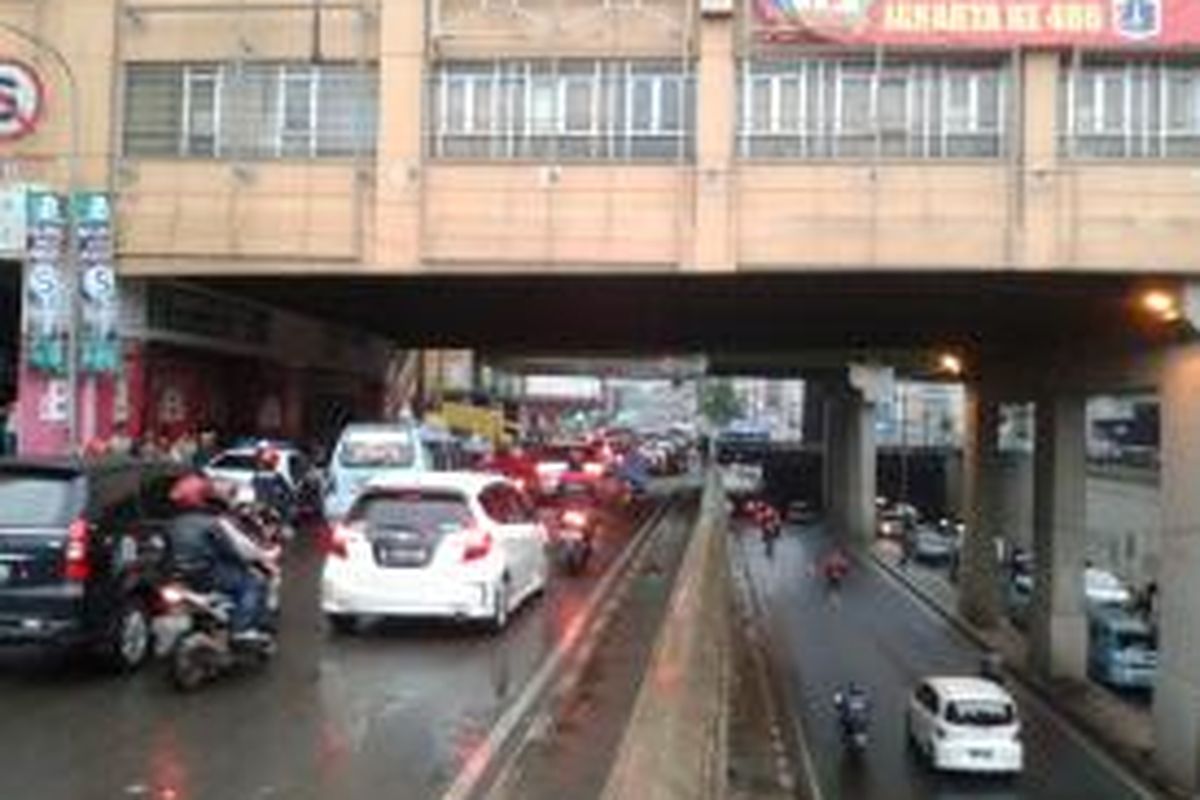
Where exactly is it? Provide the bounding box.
[438,498,678,800]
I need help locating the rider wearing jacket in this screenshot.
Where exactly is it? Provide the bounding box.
[834,682,872,736]
[168,474,275,639]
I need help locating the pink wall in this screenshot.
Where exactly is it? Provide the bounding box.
[16,365,118,456]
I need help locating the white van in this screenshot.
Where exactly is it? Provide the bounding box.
[323,422,470,520]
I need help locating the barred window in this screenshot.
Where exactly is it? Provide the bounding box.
[739,59,1007,159]
[1061,58,1200,158]
[429,60,695,161]
[123,62,378,159]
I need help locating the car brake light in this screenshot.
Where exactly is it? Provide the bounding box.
[462,527,493,562]
[562,509,588,528]
[64,519,90,582]
[327,522,363,559]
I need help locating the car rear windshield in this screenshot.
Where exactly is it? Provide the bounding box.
[355,491,473,536]
[208,454,258,471]
[0,473,78,528]
[1116,630,1156,651]
[340,432,415,468]
[945,700,1015,727]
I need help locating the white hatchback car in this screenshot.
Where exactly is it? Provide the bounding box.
[907,676,1023,774]
[321,472,549,632]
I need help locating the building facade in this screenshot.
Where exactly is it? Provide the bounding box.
[2,0,1199,451]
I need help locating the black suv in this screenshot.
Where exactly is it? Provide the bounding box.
[0,457,184,671]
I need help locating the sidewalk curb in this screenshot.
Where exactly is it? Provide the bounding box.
[864,548,1178,800]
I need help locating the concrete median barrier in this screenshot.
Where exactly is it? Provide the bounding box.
[600,473,732,800]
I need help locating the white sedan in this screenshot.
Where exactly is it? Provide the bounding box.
[204,447,309,505]
[907,676,1023,774]
[321,472,549,633]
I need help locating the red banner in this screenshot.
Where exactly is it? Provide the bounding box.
[753,0,1200,46]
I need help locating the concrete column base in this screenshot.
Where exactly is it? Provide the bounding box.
[1154,671,1200,789]
[1029,612,1087,681]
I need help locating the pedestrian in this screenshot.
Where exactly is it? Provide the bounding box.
[110,424,132,457]
[193,428,218,469]
[1,401,17,455]
[1136,580,1158,622]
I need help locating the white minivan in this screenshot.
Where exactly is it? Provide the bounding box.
[907,676,1023,774]
[324,422,469,520]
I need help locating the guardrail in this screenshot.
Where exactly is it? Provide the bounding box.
[600,472,732,800]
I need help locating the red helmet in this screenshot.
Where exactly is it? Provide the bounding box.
[169,474,215,509]
[255,444,280,470]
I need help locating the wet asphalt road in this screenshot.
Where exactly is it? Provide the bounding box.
[0,495,676,800]
[737,522,1154,800]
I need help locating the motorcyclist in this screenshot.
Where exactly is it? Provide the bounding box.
[821,547,851,587]
[251,443,294,521]
[834,682,872,742]
[166,473,277,642]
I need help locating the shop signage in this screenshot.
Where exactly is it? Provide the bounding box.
[24,191,67,375]
[71,191,119,373]
[0,61,44,142]
[752,0,1197,46]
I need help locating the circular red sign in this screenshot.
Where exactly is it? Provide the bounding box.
[0,60,45,143]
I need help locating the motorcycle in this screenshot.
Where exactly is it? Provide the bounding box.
[834,691,871,752]
[555,507,594,575]
[156,577,277,691]
[154,513,282,692]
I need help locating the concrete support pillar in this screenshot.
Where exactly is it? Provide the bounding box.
[821,397,835,516]
[691,12,736,272]
[827,390,876,543]
[375,0,425,269]
[1153,343,1200,791]
[1019,51,1062,267]
[958,384,1003,628]
[1029,392,1088,681]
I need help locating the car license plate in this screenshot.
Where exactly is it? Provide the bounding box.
[969,749,993,759]
[383,548,425,566]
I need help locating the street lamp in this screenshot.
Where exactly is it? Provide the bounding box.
[0,21,83,452]
[1141,289,1181,323]
[937,352,964,378]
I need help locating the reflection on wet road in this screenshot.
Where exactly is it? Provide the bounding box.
[0,499,667,800]
[737,523,1152,800]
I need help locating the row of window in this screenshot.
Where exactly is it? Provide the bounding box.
[1062,59,1200,158]
[740,59,1005,159]
[121,58,1200,161]
[431,61,693,160]
[123,63,378,158]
